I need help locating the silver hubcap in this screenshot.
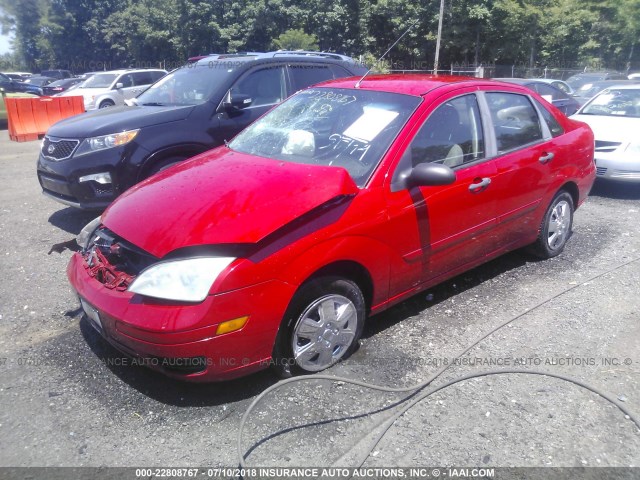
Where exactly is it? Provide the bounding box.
[292,294,358,372]
[547,200,571,250]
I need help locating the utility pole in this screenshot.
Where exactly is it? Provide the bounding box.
[433,0,445,74]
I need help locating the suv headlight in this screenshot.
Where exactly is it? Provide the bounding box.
[128,257,236,302]
[75,129,139,157]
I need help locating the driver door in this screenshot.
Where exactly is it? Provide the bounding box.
[383,93,499,296]
[216,65,287,143]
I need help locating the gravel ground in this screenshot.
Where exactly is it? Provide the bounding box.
[0,130,639,476]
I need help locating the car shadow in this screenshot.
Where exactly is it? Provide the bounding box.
[78,318,278,406]
[362,250,531,339]
[48,207,101,235]
[589,180,640,200]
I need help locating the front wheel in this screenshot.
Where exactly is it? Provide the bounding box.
[272,277,365,377]
[530,190,574,259]
[99,100,115,109]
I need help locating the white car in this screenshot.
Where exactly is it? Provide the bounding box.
[571,84,640,183]
[60,68,166,110]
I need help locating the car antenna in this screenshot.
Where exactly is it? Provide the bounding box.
[355,19,420,89]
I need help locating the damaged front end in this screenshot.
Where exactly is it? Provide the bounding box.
[77,218,156,291]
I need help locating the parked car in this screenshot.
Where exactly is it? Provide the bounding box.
[40,69,73,80]
[566,71,627,91]
[571,84,640,183]
[3,72,32,81]
[42,77,84,96]
[58,68,167,110]
[16,75,55,95]
[37,52,367,209]
[535,78,576,96]
[0,72,25,93]
[573,80,634,105]
[494,78,581,115]
[67,75,596,381]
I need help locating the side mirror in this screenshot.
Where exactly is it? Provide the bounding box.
[115,82,124,90]
[403,163,456,189]
[222,90,253,111]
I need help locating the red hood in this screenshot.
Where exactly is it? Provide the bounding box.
[102,148,359,258]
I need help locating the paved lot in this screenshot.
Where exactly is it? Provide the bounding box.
[0,130,639,474]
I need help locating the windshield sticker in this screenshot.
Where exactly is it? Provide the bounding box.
[343,108,399,142]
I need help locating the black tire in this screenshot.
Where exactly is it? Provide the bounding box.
[272,276,365,378]
[99,100,115,109]
[529,190,574,259]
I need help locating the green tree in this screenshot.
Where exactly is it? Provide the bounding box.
[273,28,318,50]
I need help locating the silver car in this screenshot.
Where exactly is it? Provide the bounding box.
[60,68,166,110]
[571,84,640,183]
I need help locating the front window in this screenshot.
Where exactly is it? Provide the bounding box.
[229,88,421,186]
[82,73,118,88]
[136,63,243,106]
[581,89,640,117]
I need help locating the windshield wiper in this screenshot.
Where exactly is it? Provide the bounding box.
[141,102,165,106]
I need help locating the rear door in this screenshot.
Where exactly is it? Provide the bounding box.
[480,90,558,247]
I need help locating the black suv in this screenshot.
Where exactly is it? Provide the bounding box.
[37,51,367,209]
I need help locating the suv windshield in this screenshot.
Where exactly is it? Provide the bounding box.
[136,63,241,106]
[82,73,118,88]
[229,88,421,186]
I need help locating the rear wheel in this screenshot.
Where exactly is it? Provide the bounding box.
[530,190,574,259]
[272,277,365,377]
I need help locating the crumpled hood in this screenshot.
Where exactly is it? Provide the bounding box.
[571,114,640,144]
[47,104,196,138]
[102,147,359,258]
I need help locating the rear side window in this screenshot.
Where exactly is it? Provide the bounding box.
[289,64,337,91]
[132,71,154,86]
[486,92,543,152]
[533,99,564,137]
[534,83,569,101]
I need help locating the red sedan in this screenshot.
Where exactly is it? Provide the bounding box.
[68,75,596,381]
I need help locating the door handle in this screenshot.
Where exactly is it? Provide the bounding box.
[468,177,491,192]
[539,152,555,164]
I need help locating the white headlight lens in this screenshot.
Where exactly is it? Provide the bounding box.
[128,257,236,302]
[75,129,139,157]
[76,216,102,250]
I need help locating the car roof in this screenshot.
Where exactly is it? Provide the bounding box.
[194,50,362,67]
[321,74,525,96]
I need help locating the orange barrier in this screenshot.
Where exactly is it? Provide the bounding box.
[6,95,85,142]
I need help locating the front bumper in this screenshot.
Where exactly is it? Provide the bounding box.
[67,253,295,381]
[37,139,148,210]
[595,154,640,183]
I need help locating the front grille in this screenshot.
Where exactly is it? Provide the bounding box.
[594,140,622,153]
[42,136,80,160]
[596,167,607,176]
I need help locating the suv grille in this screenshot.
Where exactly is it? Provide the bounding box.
[42,136,80,160]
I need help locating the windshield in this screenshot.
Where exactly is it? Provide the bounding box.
[229,88,421,186]
[136,63,241,106]
[82,73,118,88]
[581,89,640,117]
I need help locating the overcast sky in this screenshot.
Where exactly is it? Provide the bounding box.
[0,33,11,54]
